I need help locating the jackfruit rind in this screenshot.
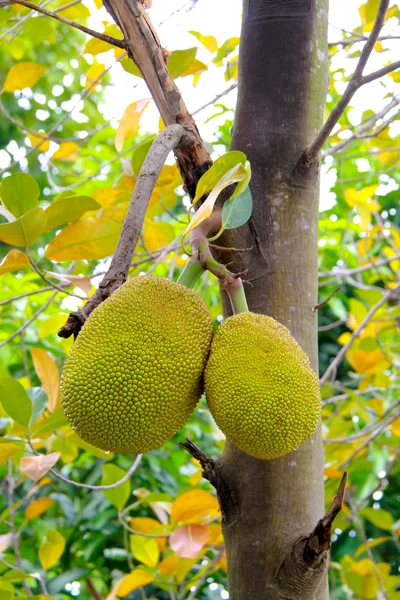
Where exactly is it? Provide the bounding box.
[61,275,213,454]
[204,312,321,460]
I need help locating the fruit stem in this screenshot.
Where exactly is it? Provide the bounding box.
[229,281,249,314]
[177,259,204,289]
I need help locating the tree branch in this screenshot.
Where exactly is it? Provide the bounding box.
[361,59,400,85]
[303,0,391,163]
[323,93,400,157]
[10,0,126,48]
[102,0,212,196]
[58,124,191,339]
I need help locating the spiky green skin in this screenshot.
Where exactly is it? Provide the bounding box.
[204,313,321,460]
[61,276,213,454]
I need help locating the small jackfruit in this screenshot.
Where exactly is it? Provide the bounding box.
[61,275,213,454]
[204,312,321,460]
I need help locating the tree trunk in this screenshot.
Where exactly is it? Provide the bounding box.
[215,1,330,598]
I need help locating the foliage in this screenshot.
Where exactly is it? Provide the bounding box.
[0,1,399,599]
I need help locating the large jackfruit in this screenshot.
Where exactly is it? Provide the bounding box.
[61,275,213,454]
[204,312,321,460]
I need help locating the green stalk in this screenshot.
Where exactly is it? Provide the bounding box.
[176,259,204,289]
[229,282,249,314]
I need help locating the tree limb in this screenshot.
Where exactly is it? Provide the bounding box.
[102,0,212,197]
[302,0,391,164]
[58,124,191,339]
[10,0,126,48]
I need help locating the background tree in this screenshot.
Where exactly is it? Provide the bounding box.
[0,0,399,599]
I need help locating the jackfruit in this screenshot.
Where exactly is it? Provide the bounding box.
[61,275,213,454]
[204,312,321,460]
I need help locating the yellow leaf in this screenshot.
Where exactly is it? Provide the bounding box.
[27,132,50,152]
[347,347,390,376]
[44,217,122,261]
[130,517,167,550]
[159,554,179,577]
[85,64,105,88]
[39,530,65,570]
[26,497,53,520]
[84,37,112,55]
[171,490,220,525]
[57,0,90,18]
[4,62,46,92]
[383,246,400,271]
[0,207,46,247]
[367,398,384,416]
[115,570,154,597]
[0,249,29,275]
[337,332,351,346]
[206,522,223,545]
[143,220,175,252]
[38,314,71,339]
[30,348,60,412]
[0,443,22,464]
[129,534,159,568]
[20,452,60,481]
[92,187,129,207]
[53,142,79,161]
[391,417,400,437]
[324,467,343,478]
[184,163,247,237]
[94,0,102,8]
[115,99,150,152]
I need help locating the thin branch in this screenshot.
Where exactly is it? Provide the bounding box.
[323,401,400,443]
[323,94,400,157]
[0,291,58,349]
[119,517,171,538]
[305,0,391,162]
[304,473,347,560]
[312,286,341,312]
[8,461,32,596]
[319,282,400,386]
[318,252,400,278]
[362,59,400,85]
[318,318,347,332]
[0,0,56,41]
[186,550,224,600]
[10,0,126,48]
[58,125,191,339]
[348,494,389,600]
[27,437,142,489]
[192,83,237,116]
[28,256,83,299]
[329,34,400,47]
[0,286,62,306]
[338,414,397,469]
[321,384,400,406]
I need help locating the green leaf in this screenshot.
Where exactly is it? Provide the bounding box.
[0,377,32,427]
[222,185,253,230]
[360,507,394,531]
[121,59,143,78]
[358,337,379,352]
[31,407,68,436]
[193,151,247,205]
[27,387,48,426]
[39,530,66,569]
[45,196,100,231]
[0,173,39,217]
[131,136,156,177]
[101,464,131,511]
[0,207,46,247]
[0,580,14,599]
[212,37,240,64]
[168,48,197,79]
